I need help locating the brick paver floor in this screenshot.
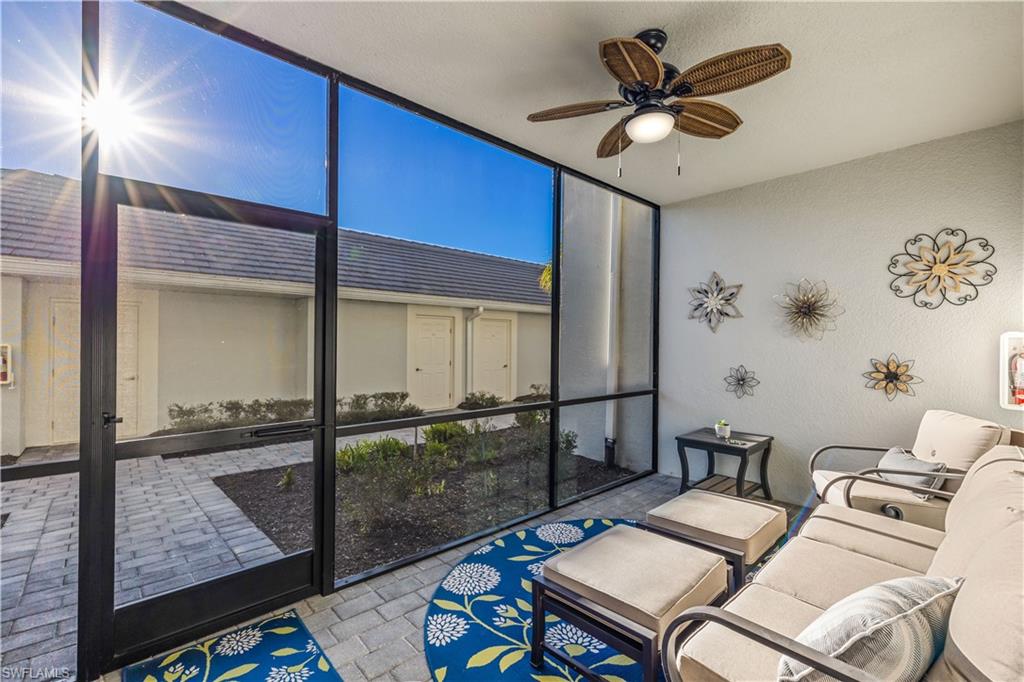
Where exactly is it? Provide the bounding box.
[101,473,688,682]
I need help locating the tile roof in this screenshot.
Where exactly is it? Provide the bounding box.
[0,169,551,307]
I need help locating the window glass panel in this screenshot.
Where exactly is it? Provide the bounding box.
[559,174,654,399]
[334,410,549,580]
[557,396,653,503]
[337,85,553,417]
[99,2,328,213]
[114,435,313,605]
[1,1,82,471]
[116,206,315,439]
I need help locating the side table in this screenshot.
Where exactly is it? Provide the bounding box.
[675,428,774,499]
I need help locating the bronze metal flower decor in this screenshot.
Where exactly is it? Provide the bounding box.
[773,279,844,340]
[688,271,742,333]
[888,228,996,308]
[863,353,922,401]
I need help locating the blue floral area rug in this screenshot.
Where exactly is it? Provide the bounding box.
[123,610,342,682]
[424,518,649,682]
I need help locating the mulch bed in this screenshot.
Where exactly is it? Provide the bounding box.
[213,452,632,579]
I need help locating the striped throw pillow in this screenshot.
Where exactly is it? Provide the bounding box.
[778,576,962,682]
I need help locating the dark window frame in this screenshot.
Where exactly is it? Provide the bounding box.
[26,1,665,678]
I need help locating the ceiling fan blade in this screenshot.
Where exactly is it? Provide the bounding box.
[671,99,742,139]
[599,38,665,89]
[596,118,632,158]
[527,100,630,122]
[668,44,791,97]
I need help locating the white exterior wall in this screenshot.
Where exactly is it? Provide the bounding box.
[337,299,408,398]
[516,312,550,396]
[1,275,24,457]
[659,122,1024,504]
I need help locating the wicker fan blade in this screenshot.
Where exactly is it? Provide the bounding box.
[671,99,742,139]
[527,100,630,122]
[596,118,632,158]
[599,38,665,89]
[668,44,791,97]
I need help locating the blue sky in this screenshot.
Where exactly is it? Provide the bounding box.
[1,1,553,263]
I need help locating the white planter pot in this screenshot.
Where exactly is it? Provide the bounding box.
[714,424,731,439]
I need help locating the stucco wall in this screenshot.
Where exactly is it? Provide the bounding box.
[156,288,310,427]
[337,298,407,397]
[516,311,550,396]
[659,122,1024,504]
[1,275,24,456]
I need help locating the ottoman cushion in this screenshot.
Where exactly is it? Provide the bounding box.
[543,524,727,635]
[646,490,787,562]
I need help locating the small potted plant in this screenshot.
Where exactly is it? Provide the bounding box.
[714,419,731,439]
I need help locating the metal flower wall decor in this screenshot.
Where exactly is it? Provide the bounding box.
[888,228,996,309]
[688,271,742,333]
[773,279,845,340]
[863,353,922,401]
[724,365,759,398]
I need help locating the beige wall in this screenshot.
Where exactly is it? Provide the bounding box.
[516,311,550,396]
[1,275,24,456]
[659,122,1024,504]
[337,298,407,397]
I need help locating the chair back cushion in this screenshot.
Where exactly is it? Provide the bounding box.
[926,521,1024,681]
[912,411,1010,490]
[778,576,962,682]
[877,447,947,499]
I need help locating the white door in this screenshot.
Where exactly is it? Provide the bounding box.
[474,318,512,400]
[50,300,140,443]
[411,315,453,410]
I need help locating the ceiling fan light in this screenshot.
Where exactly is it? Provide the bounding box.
[624,109,676,144]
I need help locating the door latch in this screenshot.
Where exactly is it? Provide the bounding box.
[102,412,123,429]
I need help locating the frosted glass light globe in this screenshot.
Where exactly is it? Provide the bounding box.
[624,109,676,143]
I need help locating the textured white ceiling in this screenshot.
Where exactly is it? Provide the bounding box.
[183,1,1023,206]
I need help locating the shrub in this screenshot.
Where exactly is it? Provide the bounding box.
[513,383,551,404]
[337,392,422,425]
[277,466,295,490]
[335,436,405,473]
[458,391,503,410]
[423,422,469,446]
[513,410,547,429]
[559,429,578,456]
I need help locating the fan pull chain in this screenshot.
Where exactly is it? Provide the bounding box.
[617,132,623,178]
[676,131,681,176]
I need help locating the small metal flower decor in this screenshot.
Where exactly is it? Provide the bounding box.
[724,365,759,398]
[688,271,742,333]
[888,228,996,308]
[863,353,922,401]
[773,279,845,340]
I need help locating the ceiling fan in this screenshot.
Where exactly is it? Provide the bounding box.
[527,29,791,158]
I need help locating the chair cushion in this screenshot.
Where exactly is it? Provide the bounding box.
[678,584,824,682]
[912,410,1010,490]
[542,524,727,636]
[646,490,788,563]
[813,469,949,530]
[928,520,1024,681]
[753,537,918,610]
[778,576,962,682]
[944,445,1024,531]
[877,447,947,499]
[799,504,944,573]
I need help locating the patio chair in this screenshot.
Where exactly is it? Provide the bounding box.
[808,409,1015,529]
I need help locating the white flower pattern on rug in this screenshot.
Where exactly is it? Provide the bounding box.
[527,561,545,576]
[535,523,584,545]
[265,666,313,682]
[544,622,607,654]
[214,626,263,656]
[473,544,494,555]
[426,613,470,646]
[441,562,501,595]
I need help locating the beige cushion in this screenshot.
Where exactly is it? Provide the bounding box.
[678,584,823,682]
[799,504,944,573]
[753,537,918,610]
[814,469,950,530]
[911,410,1011,490]
[927,521,1024,681]
[542,524,727,636]
[944,445,1024,531]
[927,455,1024,577]
[646,490,788,563]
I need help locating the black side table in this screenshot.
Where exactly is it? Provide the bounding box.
[675,428,774,499]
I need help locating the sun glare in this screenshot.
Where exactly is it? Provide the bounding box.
[83,91,141,148]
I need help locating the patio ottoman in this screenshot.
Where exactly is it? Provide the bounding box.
[530,524,728,681]
[645,490,787,580]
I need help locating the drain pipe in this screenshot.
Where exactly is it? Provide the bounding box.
[466,306,485,394]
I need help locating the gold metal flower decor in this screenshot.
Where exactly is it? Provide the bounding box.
[888,228,996,308]
[773,279,844,340]
[863,353,922,401]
